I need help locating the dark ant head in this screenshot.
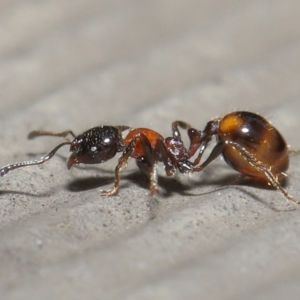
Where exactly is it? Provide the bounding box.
[0,125,130,178]
[67,126,127,169]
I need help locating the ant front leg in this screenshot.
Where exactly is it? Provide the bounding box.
[101,133,155,196]
[100,153,130,196]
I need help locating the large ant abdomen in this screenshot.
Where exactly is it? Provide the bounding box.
[219,111,289,181]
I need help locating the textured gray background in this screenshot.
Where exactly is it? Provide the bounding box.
[1,1,300,299]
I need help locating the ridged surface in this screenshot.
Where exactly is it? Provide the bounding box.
[1,1,300,299]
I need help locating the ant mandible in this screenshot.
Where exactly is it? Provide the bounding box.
[176,111,299,205]
[0,123,200,196]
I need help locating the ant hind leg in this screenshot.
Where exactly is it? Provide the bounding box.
[226,140,299,205]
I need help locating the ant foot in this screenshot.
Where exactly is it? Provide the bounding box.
[286,194,300,205]
[149,185,158,196]
[101,187,118,197]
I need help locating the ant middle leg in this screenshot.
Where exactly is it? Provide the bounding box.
[134,136,178,195]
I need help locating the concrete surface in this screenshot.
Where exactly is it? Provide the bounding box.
[1,1,300,299]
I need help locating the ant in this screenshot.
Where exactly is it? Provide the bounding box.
[0,111,297,205]
[176,111,299,205]
[0,123,201,196]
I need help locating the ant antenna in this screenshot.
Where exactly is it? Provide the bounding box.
[28,130,76,142]
[0,142,71,177]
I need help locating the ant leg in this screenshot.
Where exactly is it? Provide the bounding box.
[101,133,154,196]
[0,142,71,177]
[115,126,131,133]
[288,148,300,156]
[134,136,164,195]
[134,136,158,194]
[186,128,203,159]
[139,138,176,195]
[154,139,175,176]
[172,121,192,139]
[192,141,224,172]
[225,141,298,204]
[28,130,76,142]
[192,120,219,165]
[148,161,158,195]
[172,121,217,165]
[171,121,205,161]
[100,152,131,196]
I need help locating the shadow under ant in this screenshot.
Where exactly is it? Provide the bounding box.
[186,172,297,211]
[66,166,294,206]
[67,176,115,192]
[0,171,295,212]
[0,189,56,199]
[66,170,193,197]
[189,171,289,190]
[3,154,296,212]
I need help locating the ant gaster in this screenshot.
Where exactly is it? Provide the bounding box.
[0,123,199,196]
[177,111,298,204]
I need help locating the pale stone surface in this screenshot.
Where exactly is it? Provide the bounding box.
[1,1,300,299]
